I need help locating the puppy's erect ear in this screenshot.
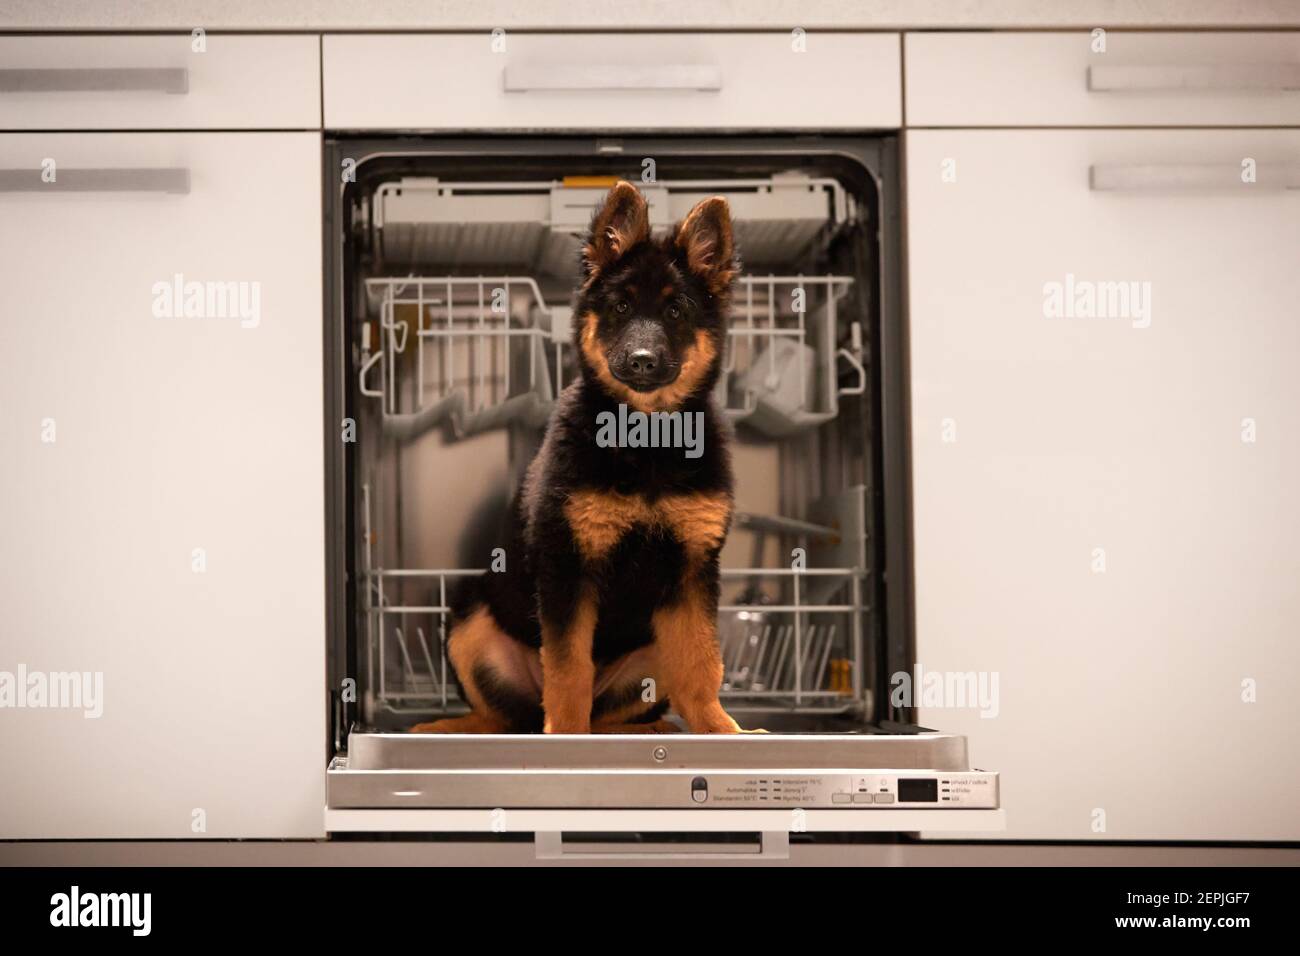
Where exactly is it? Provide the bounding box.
[673,196,736,296]
[584,181,651,276]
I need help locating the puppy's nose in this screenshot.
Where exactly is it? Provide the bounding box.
[627,349,658,377]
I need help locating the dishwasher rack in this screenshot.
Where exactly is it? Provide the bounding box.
[359,273,865,440]
[359,485,869,722]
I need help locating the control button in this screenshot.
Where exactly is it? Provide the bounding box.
[832,793,852,804]
[853,793,875,804]
[690,776,708,804]
[875,792,896,804]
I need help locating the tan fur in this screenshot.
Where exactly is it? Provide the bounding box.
[449,607,511,716]
[591,719,681,734]
[591,696,665,726]
[564,487,649,562]
[565,488,732,564]
[651,581,741,734]
[656,493,731,563]
[579,311,718,414]
[586,647,665,726]
[673,196,737,296]
[540,585,598,733]
[562,486,740,732]
[583,181,651,279]
[408,607,519,733]
[409,713,507,734]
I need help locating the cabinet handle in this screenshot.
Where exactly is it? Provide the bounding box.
[0,67,189,94]
[0,168,190,194]
[1088,63,1300,93]
[533,830,788,860]
[503,63,722,92]
[1089,163,1300,192]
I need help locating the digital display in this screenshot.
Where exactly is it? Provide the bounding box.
[898,778,939,802]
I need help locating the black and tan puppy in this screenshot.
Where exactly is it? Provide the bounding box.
[410,181,751,734]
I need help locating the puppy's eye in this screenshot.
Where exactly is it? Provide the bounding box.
[615,301,630,314]
[666,304,681,320]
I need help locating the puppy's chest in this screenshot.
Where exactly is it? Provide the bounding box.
[563,488,731,564]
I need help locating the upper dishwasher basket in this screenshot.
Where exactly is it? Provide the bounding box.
[359,273,866,440]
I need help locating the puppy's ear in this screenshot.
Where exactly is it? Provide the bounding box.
[584,181,650,276]
[673,196,736,295]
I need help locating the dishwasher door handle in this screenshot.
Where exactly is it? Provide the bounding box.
[1089,163,1300,192]
[503,63,723,93]
[1087,63,1300,93]
[534,830,790,861]
[0,167,190,194]
[0,67,189,94]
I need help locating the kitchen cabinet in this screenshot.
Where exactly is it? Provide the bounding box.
[323,32,902,129]
[0,132,326,838]
[905,32,1300,127]
[0,35,320,129]
[906,128,1300,840]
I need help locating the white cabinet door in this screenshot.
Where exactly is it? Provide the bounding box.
[323,33,901,130]
[905,33,1300,127]
[0,133,325,838]
[0,35,321,130]
[906,130,1300,841]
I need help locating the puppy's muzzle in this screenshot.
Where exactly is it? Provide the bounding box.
[609,319,680,391]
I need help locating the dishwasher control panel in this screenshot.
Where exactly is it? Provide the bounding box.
[694,771,998,808]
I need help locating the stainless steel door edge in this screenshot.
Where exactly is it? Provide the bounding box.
[345,730,971,771]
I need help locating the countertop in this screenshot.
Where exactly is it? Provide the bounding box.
[1,0,1298,31]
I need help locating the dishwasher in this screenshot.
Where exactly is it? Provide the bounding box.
[320,136,1001,848]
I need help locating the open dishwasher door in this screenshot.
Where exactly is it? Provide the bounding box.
[325,728,1002,841]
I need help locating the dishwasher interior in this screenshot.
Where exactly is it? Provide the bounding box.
[322,137,991,819]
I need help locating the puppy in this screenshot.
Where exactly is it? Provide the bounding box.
[410,181,749,734]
